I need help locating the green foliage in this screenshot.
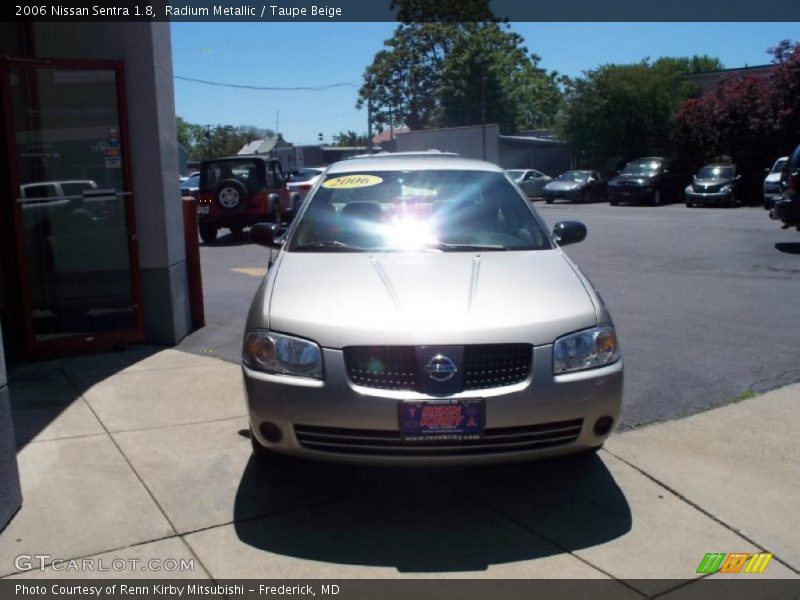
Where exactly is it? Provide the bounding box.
[358,16,562,133]
[673,40,800,195]
[332,130,370,147]
[176,117,274,159]
[559,56,723,169]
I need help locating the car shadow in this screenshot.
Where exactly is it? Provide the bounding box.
[200,230,252,247]
[775,242,800,255]
[8,344,166,451]
[232,450,631,573]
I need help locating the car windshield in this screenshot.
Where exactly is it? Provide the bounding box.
[557,171,590,182]
[623,161,660,175]
[203,160,261,190]
[506,170,525,180]
[697,166,734,179]
[288,170,552,253]
[772,159,787,174]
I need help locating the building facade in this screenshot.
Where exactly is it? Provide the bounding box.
[0,23,191,529]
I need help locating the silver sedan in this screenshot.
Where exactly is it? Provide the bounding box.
[243,152,623,465]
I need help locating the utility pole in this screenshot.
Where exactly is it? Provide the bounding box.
[205,124,212,160]
[367,75,374,154]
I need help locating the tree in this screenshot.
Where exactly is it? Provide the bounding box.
[333,131,370,147]
[358,1,562,133]
[559,56,723,170]
[673,40,800,199]
[176,117,274,159]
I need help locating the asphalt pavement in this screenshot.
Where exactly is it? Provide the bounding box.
[177,202,800,429]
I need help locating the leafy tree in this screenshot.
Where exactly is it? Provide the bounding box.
[333,131,370,146]
[559,56,723,170]
[673,40,800,199]
[358,1,562,133]
[176,117,274,159]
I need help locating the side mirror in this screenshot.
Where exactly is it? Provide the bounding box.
[250,223,282,248]
[693,174,698,182]
[552,221,587,246]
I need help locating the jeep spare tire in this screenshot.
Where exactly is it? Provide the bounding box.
[214,179,248,214]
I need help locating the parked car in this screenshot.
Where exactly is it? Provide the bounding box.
[607,157,685,206]
[286,167,325,210]
[243,151,622,465]
[684,163,740,208]
[507,169,552,198]
[763,156,788,209]
[196,156,293,244]
[180,173,200,199]
[770,144,800,230]
[543,170,606,204]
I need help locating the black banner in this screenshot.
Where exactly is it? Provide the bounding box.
[4,580,800,600]
[7,0,800,22]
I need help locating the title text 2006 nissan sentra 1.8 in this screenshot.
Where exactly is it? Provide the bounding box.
[242,152,622,465]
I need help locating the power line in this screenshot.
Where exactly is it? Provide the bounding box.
[174,75,357,91]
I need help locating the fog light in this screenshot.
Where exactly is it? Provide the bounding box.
[593,416,614,436]
[259,422,283,443]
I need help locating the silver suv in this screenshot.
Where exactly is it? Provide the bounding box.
[243,153,623,465]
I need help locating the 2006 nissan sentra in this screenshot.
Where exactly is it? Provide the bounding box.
[242,152,623,465]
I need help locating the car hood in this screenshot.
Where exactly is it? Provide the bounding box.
[264,250,597,348]
[546,181,583,192]
[609,173,656,186]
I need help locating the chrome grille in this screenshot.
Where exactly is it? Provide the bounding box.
[294,419,583,456]
[343,344,532,392]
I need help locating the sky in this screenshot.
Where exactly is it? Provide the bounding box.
[171,22,798,146]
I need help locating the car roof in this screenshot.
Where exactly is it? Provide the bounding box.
[202,155,279,164]
[701,163,735,169]
[632,157,665,162]
[326,152,503,174]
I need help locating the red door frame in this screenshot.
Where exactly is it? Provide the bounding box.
[0,56,145,359]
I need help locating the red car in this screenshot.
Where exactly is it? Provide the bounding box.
[196,156,294,244]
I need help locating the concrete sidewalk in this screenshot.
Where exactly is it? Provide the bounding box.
[0,346,797,595]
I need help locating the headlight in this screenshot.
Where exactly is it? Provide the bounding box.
[720,185,732,193]
[685,185,692,193]
[243,330,323,379]
[553,325,620,374]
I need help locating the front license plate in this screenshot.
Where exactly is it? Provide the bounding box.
[399,399,484,441]
[197,205,210,215]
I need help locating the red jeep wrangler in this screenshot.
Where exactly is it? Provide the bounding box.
[196,156,295,244]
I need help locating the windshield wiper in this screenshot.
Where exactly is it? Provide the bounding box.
[425,242,509,251]
[292,241,367,252]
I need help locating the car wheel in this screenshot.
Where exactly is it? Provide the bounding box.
[652,190,662,205]
[272,201,282,225]
[545,198,554,204]
[198,221,218,244]
[728,191,736,208]
[610,199,618,206]
[685,201,693,208]
[214,179,248,215]
[230,225,244,237]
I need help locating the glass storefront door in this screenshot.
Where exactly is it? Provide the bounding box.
[1,58,143,358]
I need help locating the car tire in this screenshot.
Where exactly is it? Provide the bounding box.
[214,179,249,215]
[728,191,736,208]
[198,221,218,244]
[545,198,554,204]
[685,201,693,208]
[652,190,662,206]
[230,225,244,237]
[610,199,618,206]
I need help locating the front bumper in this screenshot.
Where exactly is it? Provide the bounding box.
[685,190,731,204]
[608,187,653,202]
[244,347,623,465]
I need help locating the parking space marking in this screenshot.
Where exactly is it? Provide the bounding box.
[231,267,267,277]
